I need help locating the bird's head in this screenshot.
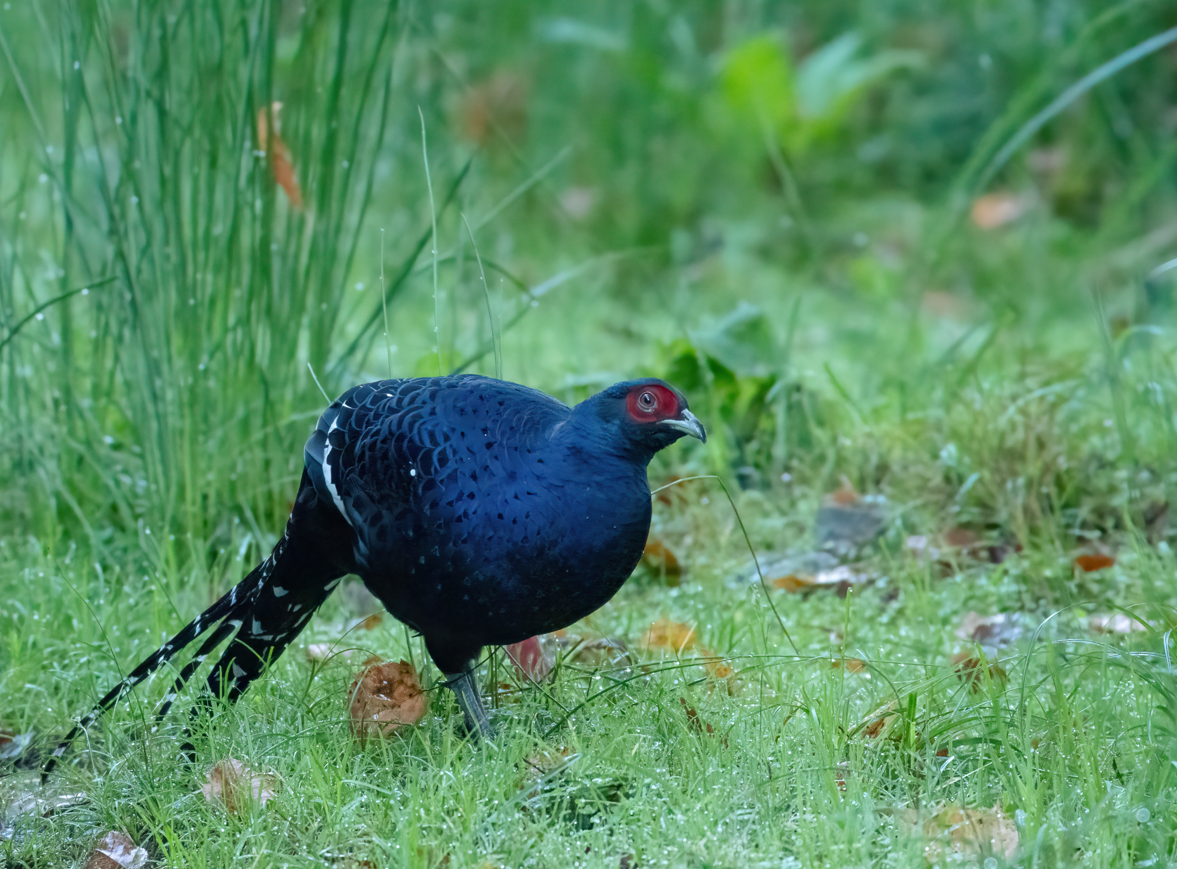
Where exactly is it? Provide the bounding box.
[574,378,705,461]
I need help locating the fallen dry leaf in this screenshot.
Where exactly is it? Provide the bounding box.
[1089,613,1151,634]
[458,69,530,148]
[642,539,682,585]
[857,702,898,739]
[1074,553,1115,572]
[772,564,864,596]
[348,658,430,742]
[641,620,735,683]
[829,658,868,674]
[349,613,384,631]
[504,634,557,682]
[952,653,1008,692]
[923,804,1019,861]
[943,526,980,549]
[256,102,303,209]
[559,633,631,669]
[521,745,575,786]
[82,831,149,869]
[970,191,1029,228]
[772,573,815,592]
[956,611,1023,653]
[201,758,278,814]
[679,697,721,739]
[641,619,697,654]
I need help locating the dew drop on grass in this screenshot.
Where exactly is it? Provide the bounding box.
[1136,807,1150,823]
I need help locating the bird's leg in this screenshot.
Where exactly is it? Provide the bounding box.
[444,664,495,740]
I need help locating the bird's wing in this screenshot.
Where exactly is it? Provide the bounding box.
[304,377,571,561]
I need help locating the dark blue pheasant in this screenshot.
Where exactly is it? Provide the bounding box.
[47,375,703,772]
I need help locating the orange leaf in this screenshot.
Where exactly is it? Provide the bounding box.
[641,619,697,654]
[201,758,278,814]
[772,573,813,592]
[826,475,860,506]
[970,192,1028,228]
[923,804,1019,861]
[859,702,897,738]
[642,539,682,579]
[642,537,684,588]
[256,102,303,209]
[1074,553,1115,572]
[679,697,719,738]
[943,527,980,549]
[830,658,868,674]
[347,658,430,742]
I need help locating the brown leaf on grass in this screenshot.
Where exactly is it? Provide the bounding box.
[706,657,736,681]
[1089,613,1151,634]
[642,539,682,585]
[922,804,1019,861]
[857,702,897,739]
[952,653,1007,692]
[1074,552,1115,572]
[772,564,864,597]
[956,611,1023,652]
[82,832,149,869]
[641,620,735,683]
[970,191,1029,229]
[348,658,429,742]
[829,658,868,674]
[909,528,1018,567]
[680,698,712,734]
[559,633,631,669]
[641,619,696,654]
[201,758,278,814]
[521,745,574,786]
[349,613,384,631]
[772,573,814,592]
[943,526,980,549]
[458,69,531,147]
[833,761,850,792]
[504,634,557,682]
[256,102,303,209]
[654,475,689,507]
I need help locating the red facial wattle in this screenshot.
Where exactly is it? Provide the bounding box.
[625,384,680,422]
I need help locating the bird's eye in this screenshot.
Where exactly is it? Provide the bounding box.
[637,391,657,412]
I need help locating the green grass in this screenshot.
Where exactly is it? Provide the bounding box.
[4,0,1177,866]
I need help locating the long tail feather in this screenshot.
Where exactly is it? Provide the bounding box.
[44,472,354,780]
[41,564,257,780]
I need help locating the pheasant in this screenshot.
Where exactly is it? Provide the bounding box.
[47,375,704,773]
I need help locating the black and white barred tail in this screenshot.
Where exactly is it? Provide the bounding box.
[44,470,357,780]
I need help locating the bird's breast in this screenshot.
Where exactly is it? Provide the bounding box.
[359,453,653,645]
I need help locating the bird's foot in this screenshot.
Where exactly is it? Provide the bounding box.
[444,670,496,741]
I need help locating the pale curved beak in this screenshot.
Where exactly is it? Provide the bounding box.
[660,409,706,443]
